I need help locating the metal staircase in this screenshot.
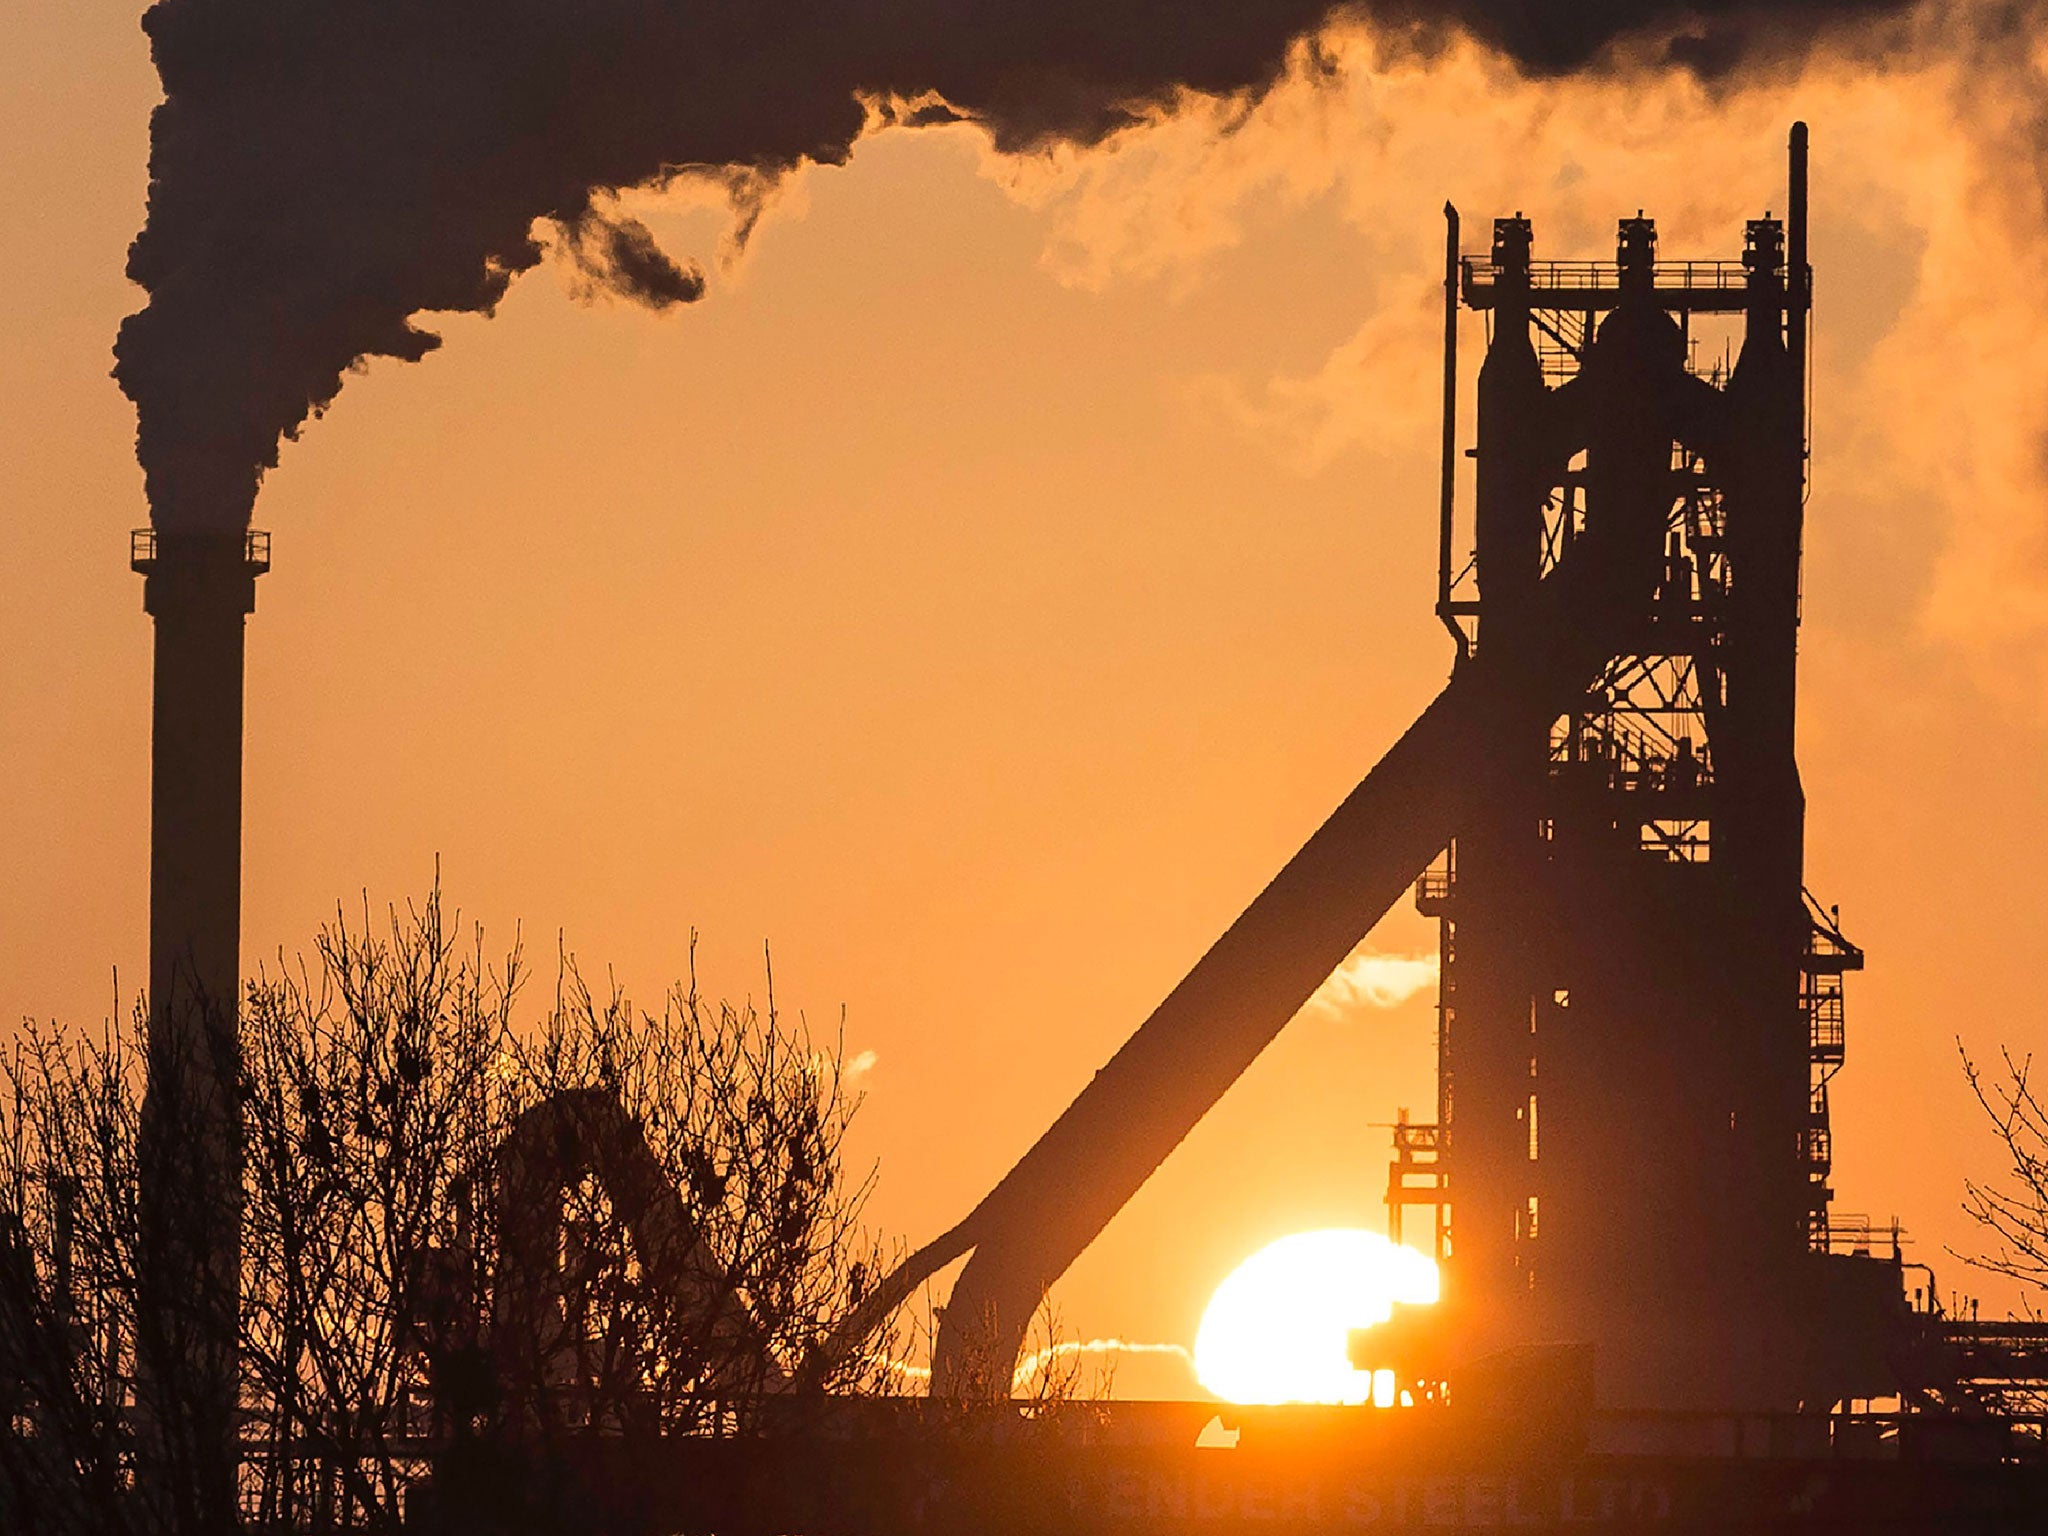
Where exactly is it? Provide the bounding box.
[1802,892,1864,1247]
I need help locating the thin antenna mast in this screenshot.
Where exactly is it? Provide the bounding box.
[1788,122,1810,481]
[1437,202,1463,650]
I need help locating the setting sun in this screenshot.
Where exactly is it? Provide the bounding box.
[1193,1229,1439,1406]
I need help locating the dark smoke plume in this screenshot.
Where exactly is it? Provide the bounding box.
[564,213,708,310]
[115,0,1911,530]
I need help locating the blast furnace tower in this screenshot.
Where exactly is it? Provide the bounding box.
[1408,128,1895,1409]
[838,126,1928,1419]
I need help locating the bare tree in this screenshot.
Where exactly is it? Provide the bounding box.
[2,1013,148,1535]
[1,889,896,1534]
[1960,1044,2048,1306]
[235,890,519,1531]
[480,946,901,1444]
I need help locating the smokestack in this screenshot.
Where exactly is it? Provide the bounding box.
[133,526,265,1022]
[130,523,266,1523]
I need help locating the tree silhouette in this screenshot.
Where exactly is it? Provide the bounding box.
[1,889,896,1534]
[1961,1044,2048,1307]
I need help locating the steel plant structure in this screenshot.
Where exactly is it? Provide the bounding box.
[1399,135,1886,1412]
[487,126,2048,1536]
[876,125,1940,1417]
[106,125,2048,1533]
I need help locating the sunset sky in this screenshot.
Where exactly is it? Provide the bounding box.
[6,2,2048,1393]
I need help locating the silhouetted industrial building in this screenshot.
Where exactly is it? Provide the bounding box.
[880,126,2036,1426]
[101,124,2048,1536]
[1399,131,1904,1411]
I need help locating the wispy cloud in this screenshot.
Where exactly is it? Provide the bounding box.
[1306,950,1439,1017]
[1011,1338,1196,1392]
[814,1046,880,1086]
[874,1337,1196,1394]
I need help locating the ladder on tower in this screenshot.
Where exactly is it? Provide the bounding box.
[1800,891,1863,1248]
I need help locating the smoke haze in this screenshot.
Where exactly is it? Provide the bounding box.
[117,0,1915,529]
[562,213,708,311]
[989,0,2048,676]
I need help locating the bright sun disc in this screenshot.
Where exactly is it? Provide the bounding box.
[1194,1229,1438,1405]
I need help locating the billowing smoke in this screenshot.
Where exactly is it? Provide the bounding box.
[116,0,1913,530]
[561,212,707,310]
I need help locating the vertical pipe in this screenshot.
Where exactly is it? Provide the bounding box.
[1439,202,1462,648]
[1787,122,1809,464]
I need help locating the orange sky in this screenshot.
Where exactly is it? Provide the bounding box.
[5,4,2046,1394]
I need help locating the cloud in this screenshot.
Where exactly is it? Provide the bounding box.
[1010,1337,1197,1392]
[811,1046,879,1086]
[1308,948,1440,1015]
[874,1335,1196,1394]
[1184,275,1446,473]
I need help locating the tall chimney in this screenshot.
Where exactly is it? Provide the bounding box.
[130,524,266,1525]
